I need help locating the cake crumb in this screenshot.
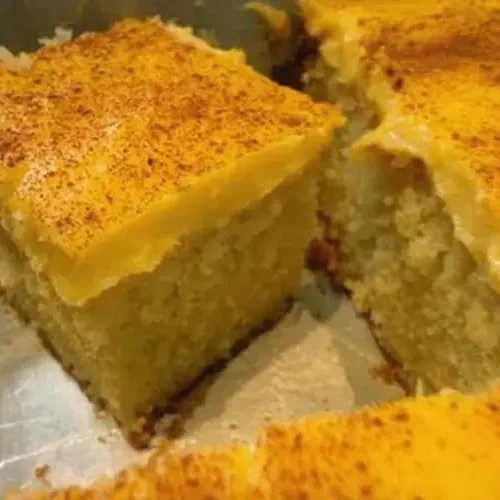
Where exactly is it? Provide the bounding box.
[154,413,181,435]
[150,436,171,452]
[370,363,398,386]
[415,378,427,397]
[94,408,107,420]
[34,464,50,482]
[306,237,338,273]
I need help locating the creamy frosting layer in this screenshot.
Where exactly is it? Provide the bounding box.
[0,18,342,305]
[302,0,500,296]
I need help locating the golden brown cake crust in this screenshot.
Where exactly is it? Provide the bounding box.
[7,445,251,500]
[0,18,336,258]
[8,386,500,499]
[255,387,500,498]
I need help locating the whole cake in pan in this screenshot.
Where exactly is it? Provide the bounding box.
[0,17,341,443]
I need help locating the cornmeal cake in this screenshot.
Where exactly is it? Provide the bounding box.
[9,385,500,498]
[0,18,341,442]
[301,0,500,391]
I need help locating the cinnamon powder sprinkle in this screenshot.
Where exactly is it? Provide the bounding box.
[314,0,500,218]
[0,18,337,256]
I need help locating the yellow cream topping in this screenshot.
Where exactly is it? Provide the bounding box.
[6,134,332,305]
[302,0,500,296]
[0,18,341,305]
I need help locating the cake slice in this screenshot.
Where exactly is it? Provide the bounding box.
[9,385,500,498]
[0,18,341,442]
[301,0,500,391]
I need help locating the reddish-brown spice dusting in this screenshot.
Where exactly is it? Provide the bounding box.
[0,18,337,258]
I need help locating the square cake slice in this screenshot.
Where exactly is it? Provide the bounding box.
[301,0,500,391]
[0,18,341,442]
